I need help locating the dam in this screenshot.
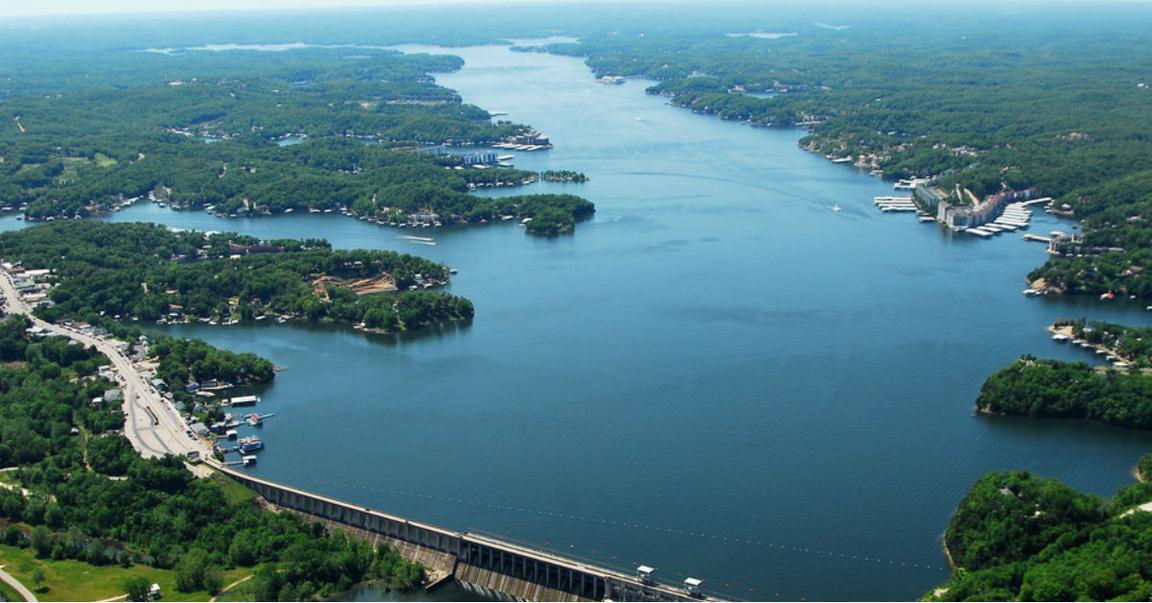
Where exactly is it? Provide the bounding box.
[217,464,711,601]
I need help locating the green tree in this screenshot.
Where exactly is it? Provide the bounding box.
[30,526,51,558]
[122,576,151,602]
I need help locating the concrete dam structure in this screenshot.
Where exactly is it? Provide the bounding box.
[217,465,708,601]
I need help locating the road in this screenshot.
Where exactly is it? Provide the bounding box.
[0,269,213,476]
[0,565,38,602]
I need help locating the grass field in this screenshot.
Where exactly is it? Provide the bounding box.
[0,577,22,602]
[0,544,250,602]
[210,474,258,507]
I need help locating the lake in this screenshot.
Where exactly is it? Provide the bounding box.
[10,41,1152,601]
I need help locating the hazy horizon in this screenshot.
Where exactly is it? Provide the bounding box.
[2,0,1149,18]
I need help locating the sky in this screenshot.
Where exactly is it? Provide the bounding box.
[0,0,625,18]
[0,0,1142,17]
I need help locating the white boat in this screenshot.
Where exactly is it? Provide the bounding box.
[832,204,842,212]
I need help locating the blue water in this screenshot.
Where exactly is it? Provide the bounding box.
[6,43,1151,601]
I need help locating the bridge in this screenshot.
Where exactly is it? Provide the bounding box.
[215,464,710,601]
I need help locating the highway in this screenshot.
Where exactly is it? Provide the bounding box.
[0,268,213,476]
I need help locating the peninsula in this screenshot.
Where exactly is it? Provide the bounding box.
[0,221,474,333]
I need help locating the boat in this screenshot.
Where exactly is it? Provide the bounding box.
[1051,333,1071,342]
[1022,289,1040,296]
[832,204,843,213]
[241,455,257,466]
[246,413,263,427]
[235,435,264,453]
[1100,292,1116,301]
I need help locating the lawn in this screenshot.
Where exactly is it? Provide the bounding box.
[210,474,257,507]
[0,578,21,602]
[0,544,250,602]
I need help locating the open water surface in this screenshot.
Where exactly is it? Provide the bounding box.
[6,42,1152,600]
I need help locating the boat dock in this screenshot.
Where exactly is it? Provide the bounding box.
[1046,323,1134,368]
[873,195,917,212]
[959,201,1036,239]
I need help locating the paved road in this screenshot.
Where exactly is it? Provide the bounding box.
[0,566,38,602]
[0,269,213,475]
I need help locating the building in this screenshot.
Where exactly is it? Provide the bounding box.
[229,394,260,407]
[936,188,1035,231]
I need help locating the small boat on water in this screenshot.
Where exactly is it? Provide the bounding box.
[1051,333,1071,342]
[832,204,843,213]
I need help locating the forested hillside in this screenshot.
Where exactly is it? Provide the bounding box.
[0,317,422,600]
[930,471,1152,601]
[0,42,594,233]
[0,221,474,332]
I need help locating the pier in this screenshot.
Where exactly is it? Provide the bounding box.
[214,464,713,602]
